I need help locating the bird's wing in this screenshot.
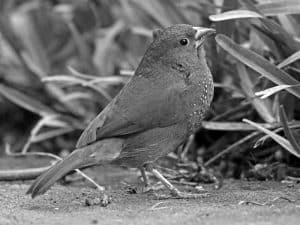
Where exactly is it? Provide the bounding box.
[76,75,186,148]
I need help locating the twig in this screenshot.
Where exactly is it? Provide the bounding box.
[284,176,300,182]
[22,117,50,153]
[169,180,198,186]
[205,131,260,166]
[211,102,251,121]
[22,115,68,153]
[148,202,169,210]
[239,196,300,206]
[180,134,195,160]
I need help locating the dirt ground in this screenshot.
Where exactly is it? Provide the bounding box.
[0,159,300,225]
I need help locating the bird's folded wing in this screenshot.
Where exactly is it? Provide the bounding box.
[76,75,185,148]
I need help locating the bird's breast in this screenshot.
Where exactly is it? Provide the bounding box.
[184,72,214,134]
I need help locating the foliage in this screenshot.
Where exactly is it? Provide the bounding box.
[0,0,300,181]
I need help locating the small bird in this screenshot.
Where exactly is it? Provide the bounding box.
[27,24,215,199]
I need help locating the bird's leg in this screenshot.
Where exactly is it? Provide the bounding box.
[140,167,149,187]
[137,167,155,193]
[147,167,209,199]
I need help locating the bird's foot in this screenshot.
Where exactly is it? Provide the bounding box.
[147,167,210,199]
[136,184,154,194]
[127,183,165,194]
[144,182,165,192]
[153,189,210,200]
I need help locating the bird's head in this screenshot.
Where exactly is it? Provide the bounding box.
[142,24,216,71]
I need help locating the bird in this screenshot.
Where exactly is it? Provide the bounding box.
[27,24,215,199]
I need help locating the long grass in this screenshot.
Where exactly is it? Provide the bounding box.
[0,0,300,182]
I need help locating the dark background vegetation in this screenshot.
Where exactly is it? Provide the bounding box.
[0,0,300,184]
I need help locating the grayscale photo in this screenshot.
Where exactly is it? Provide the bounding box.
[0,0,299,224]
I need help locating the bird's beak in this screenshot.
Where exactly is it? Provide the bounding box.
[193,27,216,48]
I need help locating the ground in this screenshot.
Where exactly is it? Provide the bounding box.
[0,158,299,225]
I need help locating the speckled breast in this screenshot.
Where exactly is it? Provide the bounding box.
[186,72,214,134]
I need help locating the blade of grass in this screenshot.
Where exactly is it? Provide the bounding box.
[236,63,275,123]
[0,83,56,117]
[67,66,97,80]
[61,92,92,102]
[214,0,238,62]
[120,70,135,76]
[93,20,124,75]
[241,0,300,56]
[205,131,260,166]
[279,105,300,156]
[210,102,251,121]
[42,75,86,85]
[277,15,300,37]
[22,115,69,153]
[21,45,86,116]
[209,9,262,21]
[32,127,74,143]
[250,27,281,60]
[255,122,300,147]
[201,121,277,131]
[257,0,300,16]
[43,75,126,86]
[216,34,300,99]
[10,7,87,117]
[42,76,112,101]
[277,50,300,69]
[243,119,300,158]
[10,4,50,74]
[255,85,293,99]
[131,26,153,38]
[62,15,96,73]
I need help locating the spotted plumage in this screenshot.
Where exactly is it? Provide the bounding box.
[27,24,215,199]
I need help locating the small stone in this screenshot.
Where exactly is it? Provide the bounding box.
[195,185,205,192]
[91,219,98,224]
[85,198,92,206]
[126,187,138,194]
[84,194,112,207]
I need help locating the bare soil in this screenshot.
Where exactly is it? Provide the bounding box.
[0,158,299,225]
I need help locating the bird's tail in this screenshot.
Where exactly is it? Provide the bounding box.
[26,138,123,198]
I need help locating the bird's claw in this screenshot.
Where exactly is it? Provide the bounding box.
[138,185,155,194]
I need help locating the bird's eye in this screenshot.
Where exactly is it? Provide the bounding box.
[179,38,189,46]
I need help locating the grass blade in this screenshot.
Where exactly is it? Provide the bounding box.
[201,121,276,131]
[255,85,293,99]
[216,34,300,98]
[209,9,262,21]
[67,66,97,80]
[42,76,85,85]
[241,0,300,56]
[31,127,74,143]
[243,119,300,158]
[0,83,55,117]
[279,105,300,156]
[236,63,275,123]
[277,50,300,69]
[257,0,300,16]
